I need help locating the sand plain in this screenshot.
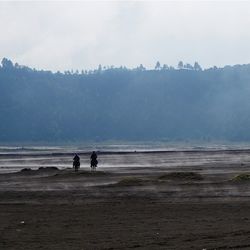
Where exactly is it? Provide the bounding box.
[1,151,250,249]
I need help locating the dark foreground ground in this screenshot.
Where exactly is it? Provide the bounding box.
[1,199,250,250]
[1,151,250,249]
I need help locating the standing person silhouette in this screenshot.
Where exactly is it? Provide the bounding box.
[73,153,80,172]
[90,151,98,171]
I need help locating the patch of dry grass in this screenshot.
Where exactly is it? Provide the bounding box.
[112,177,146,187]
[51,170,108,178]
[158,172,203,181]
[232,173,250,182]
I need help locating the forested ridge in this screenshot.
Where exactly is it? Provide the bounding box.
[1,58,250,142]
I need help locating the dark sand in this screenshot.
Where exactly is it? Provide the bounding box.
[1,151,250,249]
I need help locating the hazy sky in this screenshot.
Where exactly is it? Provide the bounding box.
[1,1,250,71]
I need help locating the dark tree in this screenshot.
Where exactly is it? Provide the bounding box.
[194,61,202,71]
[178,61,184,69]
[98,64,102,72]
[1,58,13,68]
[137,64,146,71]
[162,64,169,70]
[155,61,161,70]
[184,63,193,70]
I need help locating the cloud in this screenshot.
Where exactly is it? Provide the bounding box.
[1,1,250,71]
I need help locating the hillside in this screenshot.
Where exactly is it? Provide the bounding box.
[1,58,250,142]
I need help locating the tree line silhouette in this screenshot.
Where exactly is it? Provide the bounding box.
[1,58,250,142]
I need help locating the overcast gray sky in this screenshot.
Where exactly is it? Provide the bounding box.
[1,1,250,71]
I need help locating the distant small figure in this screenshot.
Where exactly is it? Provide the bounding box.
[73,153,80,172]
[90,151,98,171]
